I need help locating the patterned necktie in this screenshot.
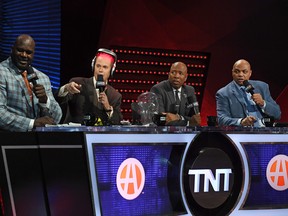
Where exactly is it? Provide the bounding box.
[241,87,264,127]
[175,90,180,114]
[22,71,33,101]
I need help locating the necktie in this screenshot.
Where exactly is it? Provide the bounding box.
[22,71,33,101]
[241,87,263,127]
[175,90,180,114]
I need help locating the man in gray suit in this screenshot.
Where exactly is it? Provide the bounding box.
[0,34,62,131]
[57,48,122,125]
[216,59,281,127]
[150,62,201,126]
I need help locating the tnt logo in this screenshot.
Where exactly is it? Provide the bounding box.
[266,154,288,191]
[116,158,145,200]
[188,168,232,192]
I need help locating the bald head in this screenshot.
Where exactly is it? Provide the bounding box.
[233,59,251,71]
[11,34,35,70]
[232,59,252,85]
[168,61,188,89]
[14,34,35,47]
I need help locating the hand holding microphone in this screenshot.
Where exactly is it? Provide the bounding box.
[27,65,47,103]
[97,75,112,111]
[243,80,265,107]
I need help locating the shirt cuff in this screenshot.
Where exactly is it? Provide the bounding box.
[106,106,114,118]
[29,119,35,131]
[38,97,51,108]
[58,85,69,97]
[237,118,243,126]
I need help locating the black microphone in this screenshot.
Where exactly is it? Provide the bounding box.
[26,65,39,85]
[243,80,255,95]
[96,75,106,93]
[187,95,200,114]
[26,65,51,117]
[243,80,269,119]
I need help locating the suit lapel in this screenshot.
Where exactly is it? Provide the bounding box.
[231,82,247,114]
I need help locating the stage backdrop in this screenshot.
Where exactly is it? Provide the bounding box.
[97,0,288,123]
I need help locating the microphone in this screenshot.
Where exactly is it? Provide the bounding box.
[243,80,269,119]
[96,75,106,93]
[243,80,255,95]
[187,95,200,114]
[26,65,39,85]
[26,65,51,117]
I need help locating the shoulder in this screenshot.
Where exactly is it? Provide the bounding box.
[183,84,195,91]
[216,81,234,95]
[151,80,169,90]
[249,80,268,88]
[107,84,122,97]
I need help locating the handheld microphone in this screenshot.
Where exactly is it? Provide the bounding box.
[243,80,254,95]
[96,75,106,93]
[26,65,51,117]
[187,95,200,114]
[26,65,39,85]
[243,80,270,120]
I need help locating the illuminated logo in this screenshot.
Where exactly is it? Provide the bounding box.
[188,168,232,192]
[266,154,288,191]
[116,158,145,200]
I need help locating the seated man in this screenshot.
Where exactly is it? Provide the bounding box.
[57,48,123,125]
[150,61,201,126]
[0,34,62,131]
[216,59,281,127]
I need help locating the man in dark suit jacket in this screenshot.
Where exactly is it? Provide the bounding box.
[150,62,201,126]
[216,59,281,127]
[57,49,122,125]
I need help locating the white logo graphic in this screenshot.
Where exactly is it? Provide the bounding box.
[266,154,288,191]
[188,168,232,192]
[116,158,145,200]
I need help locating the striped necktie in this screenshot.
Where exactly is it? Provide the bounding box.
[22,71,33,101]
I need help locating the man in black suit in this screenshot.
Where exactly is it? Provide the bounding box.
[57,48,122,125]
[150,62,201,126]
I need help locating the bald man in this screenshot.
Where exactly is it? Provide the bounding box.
[150,61,201,126]
[216,59,281,127]
[0,34,62,131]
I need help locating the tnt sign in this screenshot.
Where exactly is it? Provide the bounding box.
[266,154,288,191]
[188,168,232,192]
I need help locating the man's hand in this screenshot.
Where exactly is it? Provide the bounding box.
[33,84,48,103]
[165,113,181,124]
[241,116,257,126]
[99,92,112,111]
[34,116,56,128]
[189,113,201,126]
[251,93,265,107]
[64,82,81,94]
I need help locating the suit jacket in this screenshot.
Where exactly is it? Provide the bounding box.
[150,80,198,125]
[57,77,123,125]
[0,57,62,131]
[216,80,281,126]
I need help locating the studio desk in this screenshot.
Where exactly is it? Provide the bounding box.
[0,126,288,216]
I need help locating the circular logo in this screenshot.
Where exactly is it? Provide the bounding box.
[182,132,243,216]
[266,154,288,191]
[188,148,233,209]
[116,158,145,200]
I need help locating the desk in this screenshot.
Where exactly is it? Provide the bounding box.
[0,127,288,216]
